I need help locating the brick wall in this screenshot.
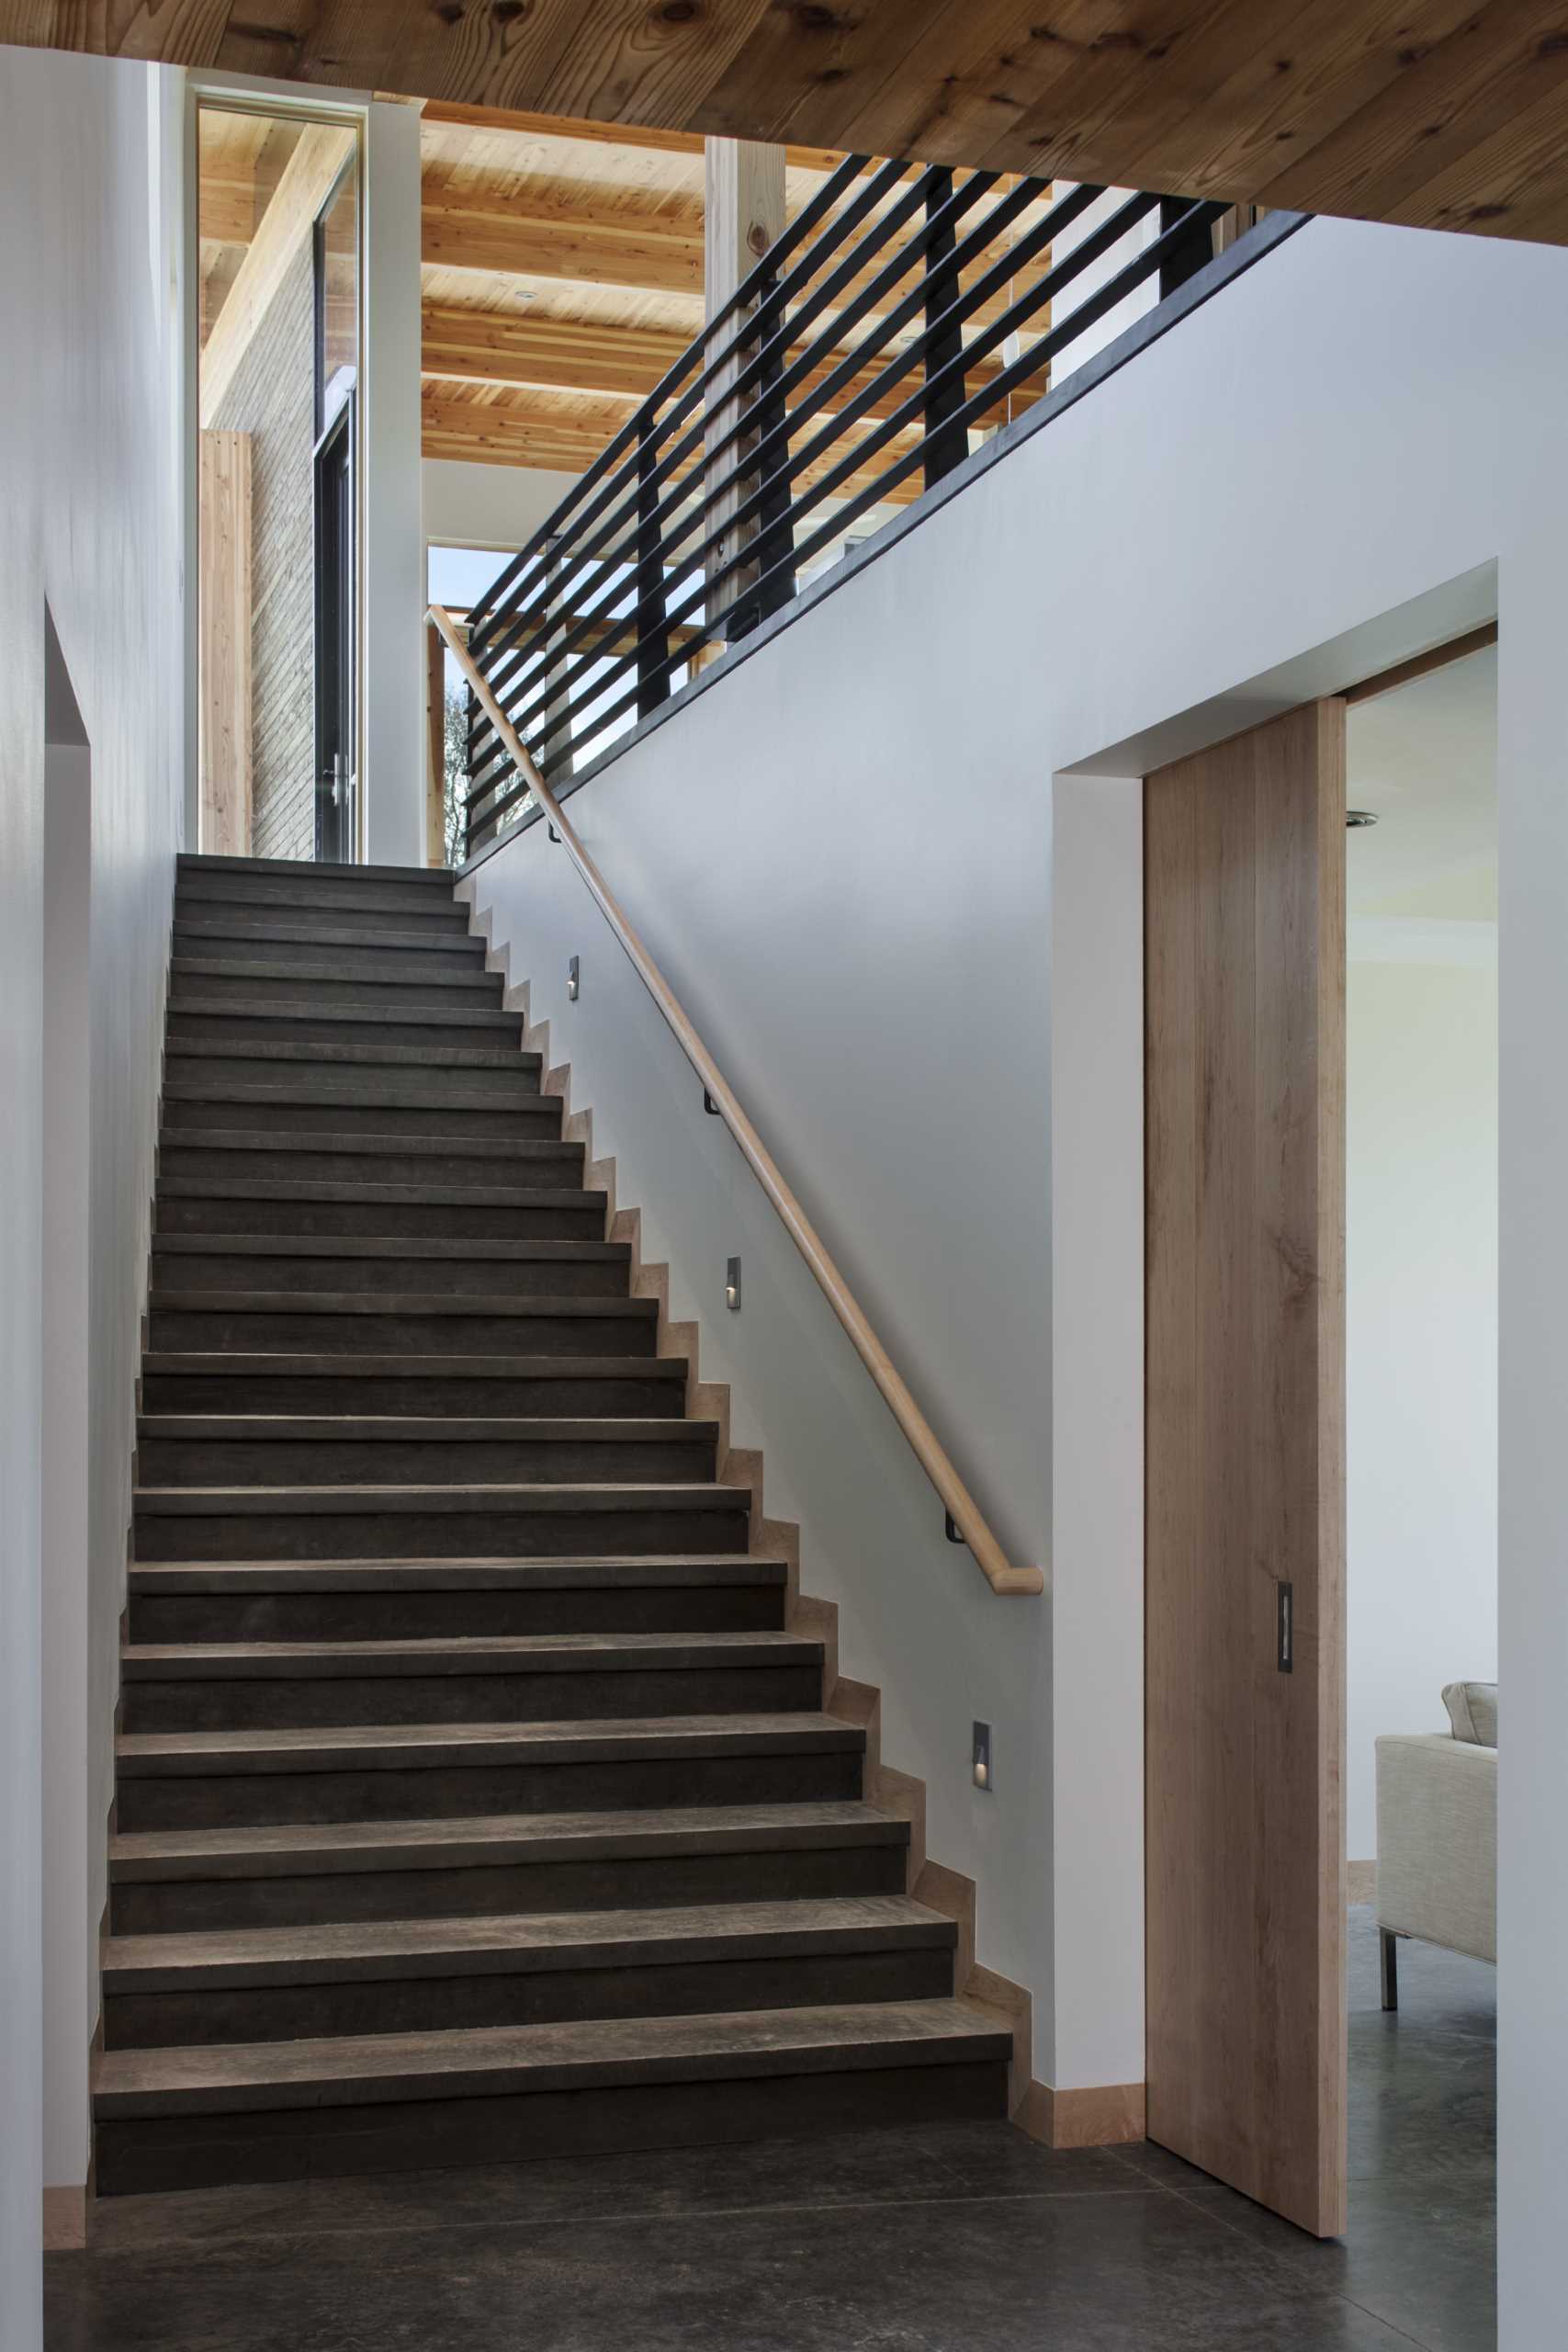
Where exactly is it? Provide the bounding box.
[209,234,315,861]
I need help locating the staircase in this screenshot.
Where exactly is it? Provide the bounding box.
[91,854,1010,2195]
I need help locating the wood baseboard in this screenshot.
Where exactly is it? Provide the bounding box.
[43,2186,86,2251]
[1348,1860,1377,1904]
[1015,2079,1146,2150]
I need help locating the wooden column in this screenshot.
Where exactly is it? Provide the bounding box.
[198,428,253,858]
[703,138,785,642]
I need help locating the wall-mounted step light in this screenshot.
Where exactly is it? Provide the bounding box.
[972,1720,993,1793]
[725,1256,741,1312]
[567,955,580,1001]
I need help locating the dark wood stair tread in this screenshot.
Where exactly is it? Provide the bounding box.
[163,1077,553,1106]
[172,956,498,989]
[160,1130,579,1162]
[132,1483,739,1516]
[127,1555,785,1592]
[145,1293,658,1317]
[140,1353,683,1382]
[174,920,489,956]
[120,1631,818,1678]
[151,1238,628,1266]
[177,855,457,887]
[92,1997,1006,2116]
[167,1037,536,1073]
[102,1895,952,1990]
[115,1713,865,1775]
[172,996,521,1032]
[158,1178,598,1209]
[136,1415,710,1442]
[107,1801,909,1882]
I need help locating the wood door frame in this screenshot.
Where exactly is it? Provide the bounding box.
[1143,697,1348,2237]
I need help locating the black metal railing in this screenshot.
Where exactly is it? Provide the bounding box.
[456,163,1237,858]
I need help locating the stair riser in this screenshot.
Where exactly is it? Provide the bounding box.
[116,1747,864,1831]
[136,1437,716,1487]
[128,1586,784,1644]
[155,1197,608,1242]
[145,1308,658,1356]
[175,881,470,926]
[166,1056,542,1099]
[121,1664,822,1734]
[175,928,489,977]
[93,2056,1008,2196]
[137,1373,682,1418]
[158,1144,583,1187]
[168,1012,524,1051]
[150,1256,628,1299]
[104,1945,953,2051]
[109,1839,909,1936]
[171,967,503,1010]
[163,1096,560,1140]
[133,1502,749,1562]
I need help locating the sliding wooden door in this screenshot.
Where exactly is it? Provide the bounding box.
[1145,700,1348,2238]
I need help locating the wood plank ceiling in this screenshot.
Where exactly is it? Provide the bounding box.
[200,97,1051,487]
[419,107,1050,483]
[13,3,1568,243]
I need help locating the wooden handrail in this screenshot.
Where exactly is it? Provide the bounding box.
[432,604,1043,1598]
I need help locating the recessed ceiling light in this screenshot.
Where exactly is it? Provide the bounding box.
[1347,810,1379,829]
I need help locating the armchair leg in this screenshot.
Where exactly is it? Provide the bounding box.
[1380,1928,1399,2012]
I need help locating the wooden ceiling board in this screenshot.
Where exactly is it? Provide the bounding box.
[973,0,1310,183]
[1076,0,1487,203]
[24,1,1568,241]
[422,299,1027,420]
[1247,1,1568,218]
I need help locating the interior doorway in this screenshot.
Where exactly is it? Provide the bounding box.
[1142,629,1497,2343]
[196,102,361,862]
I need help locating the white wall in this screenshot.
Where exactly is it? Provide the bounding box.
[1347,948,1498,1858]
[0,46,186,2335]
[423,458,580,561]
[465,216,1568,2333]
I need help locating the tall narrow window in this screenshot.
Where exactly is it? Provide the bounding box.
[196,105,358,861]
[313,161,359,863]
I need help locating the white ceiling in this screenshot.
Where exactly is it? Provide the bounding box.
[1346,643,1497,922]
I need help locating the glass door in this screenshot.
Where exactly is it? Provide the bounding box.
[313,162,359,862]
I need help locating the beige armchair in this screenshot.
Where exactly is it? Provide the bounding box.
[1374,1681,1496,2010]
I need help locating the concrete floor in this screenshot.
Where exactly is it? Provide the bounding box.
[45,1907,1495,2352]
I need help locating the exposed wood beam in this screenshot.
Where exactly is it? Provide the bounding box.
[421,195,701,295]
[201,123,355,428]
[421,99,845,178]
[421,191,1048,328]
[422,309,682,402]
[420,303,1032,420]
[199,179,267,246]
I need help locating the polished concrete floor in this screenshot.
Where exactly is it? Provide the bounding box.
[46,1907,1495,2352]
